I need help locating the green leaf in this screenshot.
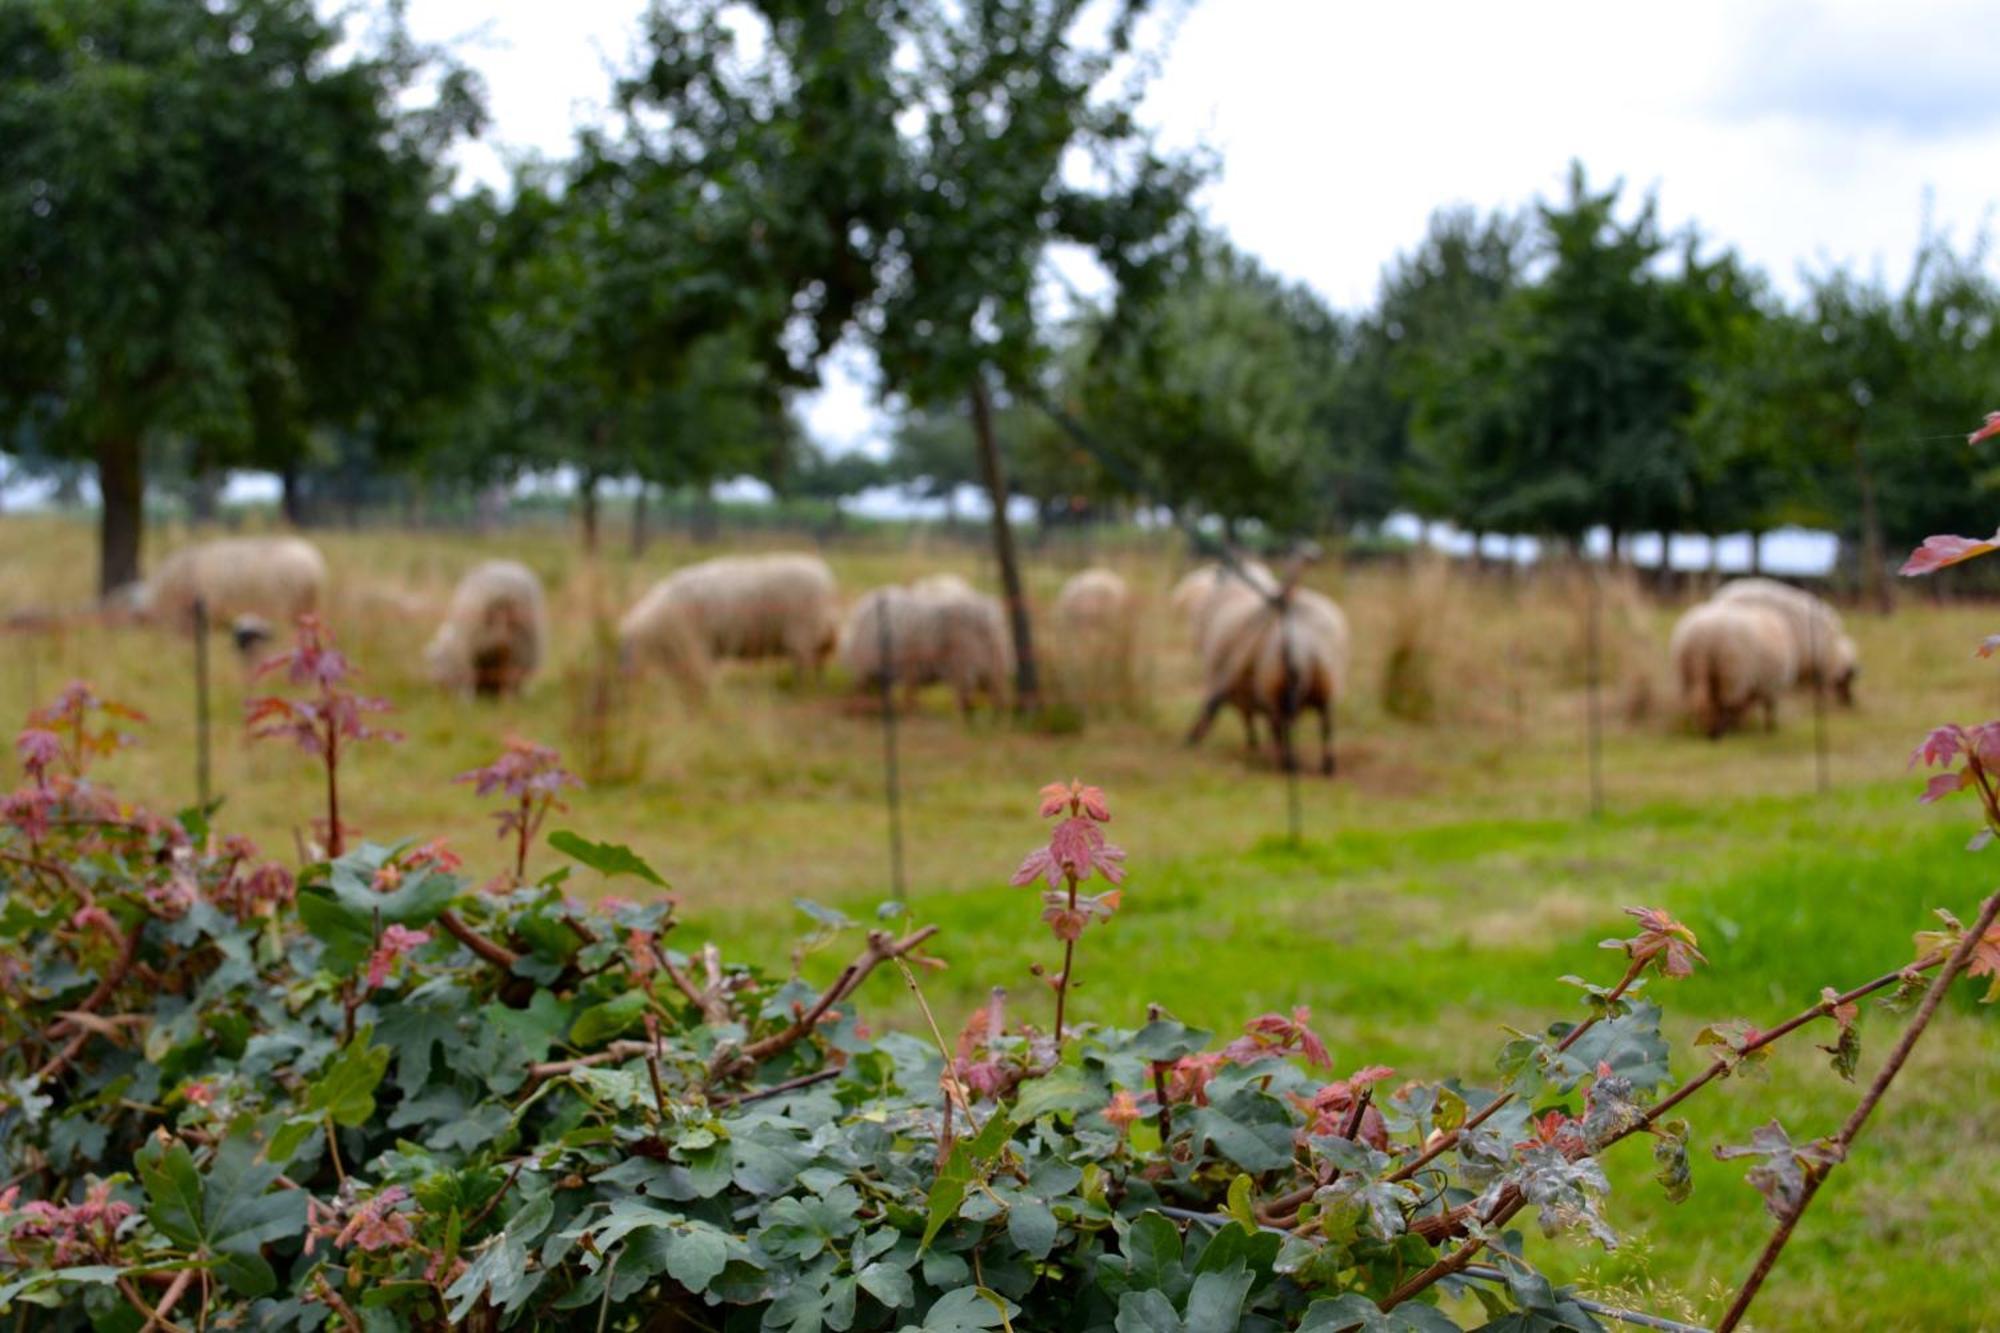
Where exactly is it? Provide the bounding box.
[920,1286,1017,1331]
[664,1223,731,1292]
[857,1259,914,1309]
[1010,1066,1099,1122]
[1005,1193,1058,1259]
[271,1031,390,1162]
[548,831,669,887]
[1121,1020,1213,1063]
[1189,1106,1294,1172]
[570,991,650,1048]
[1114,1289,1184,1332]
[1183,1265,1255,1333]
[296,888,375,975]
[1223,1174,1256,1232]
[138,1126,307,1298]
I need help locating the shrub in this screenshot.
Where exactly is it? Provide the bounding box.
[1,611,1996,1331]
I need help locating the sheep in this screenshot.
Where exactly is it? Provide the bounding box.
[1186,580,1351,775]
[1170,559,1275,649]
[423,560,547,698]
[837,575,1011,716]
[1052,568,1135,707]
[618,553,839,696]
[136,537,327,652]
[1712,577,1858,703]
[1668,600,1797,738]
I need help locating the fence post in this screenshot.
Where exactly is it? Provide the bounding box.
[1810,610,1830,796]
[1585,567,1605,819]
[875,599,907,902]
[193,596,212,808]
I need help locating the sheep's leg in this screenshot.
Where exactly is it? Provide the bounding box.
[1318,702,1336,777]
[1240,708,1259,752]
[1186,692,1230,747]
[1271,710,1299,773]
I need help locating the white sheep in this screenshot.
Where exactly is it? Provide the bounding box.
[1170,559,1276,651]
[137,537,327,652]
[1052,568,1135,705]
[838,575,1011,716]
[1712,577,1858,703]
[618,553,839,696]
[1669,599,1797,737]
[423,560,547,697]
[1187,578,1350,774]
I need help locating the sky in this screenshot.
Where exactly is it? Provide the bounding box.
[394,0,2000,464]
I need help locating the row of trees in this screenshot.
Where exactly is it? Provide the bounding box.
[7,0,2000,620]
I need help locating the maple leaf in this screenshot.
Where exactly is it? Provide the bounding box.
[1819,987,1858,1030]
[1619,906,1707,978]
[1900,532,2000,577]
[1714,1120,1843,1220]
[1910,725,1967,769]
[1037,778,1110,822]
[1103,1090,1142,1133]
[1222,1005,1331,1068]
[1969,410,2000,446]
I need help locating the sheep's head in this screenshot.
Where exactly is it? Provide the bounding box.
[423,623,467,687]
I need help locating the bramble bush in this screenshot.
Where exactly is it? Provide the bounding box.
[4,501,2000,1331]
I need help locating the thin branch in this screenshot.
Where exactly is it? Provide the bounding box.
[436,909,518,971]
[1386,955,1647,1186]
[709,925,939,1079]
[1714,887,2000,1333]
[122,1268,194,1333]
[35,920,146,1083]
[1377,948,1953,1312]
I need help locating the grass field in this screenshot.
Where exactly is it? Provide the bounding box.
[3,513,1998,1330]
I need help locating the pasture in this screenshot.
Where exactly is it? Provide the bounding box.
[3,514,1998,1330]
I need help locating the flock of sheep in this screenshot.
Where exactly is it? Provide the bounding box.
[1667,577,1859,737]
[126,535,1862,769]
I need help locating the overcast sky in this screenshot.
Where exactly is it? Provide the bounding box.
[395,0,2000,456]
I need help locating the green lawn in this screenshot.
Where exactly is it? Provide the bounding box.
[4,514,1998,1329]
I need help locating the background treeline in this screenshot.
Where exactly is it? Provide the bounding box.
[5,0,1999,603]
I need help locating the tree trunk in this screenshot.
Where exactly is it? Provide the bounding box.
[1750,530,1765,575]
[630,482,649,557]
[189,463,220,526]
[971,376,1039,711]
[279,461,303,527]
[579,470,601,553]
[1851,429,1891,613]
[96,433,144,598]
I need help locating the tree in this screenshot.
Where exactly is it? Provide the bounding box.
[1068,238,1345,535]
[0,0,482,593]
[871,0,1203,705]
[1409,165,1711,552]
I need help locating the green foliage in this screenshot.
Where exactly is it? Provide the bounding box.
[0,0,484,586]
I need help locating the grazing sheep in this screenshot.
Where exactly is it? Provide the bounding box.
[838,575,1011,716]
[137,537,327,649]
[1170,560,1275,649]
[1713,577,1858,703]
[1187,581,1351,775]
[618,553,839,696]
[1669,600,1797,738]
[1052,568,1135,707]
[424,561,547,698]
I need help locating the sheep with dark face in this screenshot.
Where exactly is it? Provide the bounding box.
[136,537,327,654]
[424,561,547,698]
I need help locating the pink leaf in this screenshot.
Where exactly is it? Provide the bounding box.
[1899,532,2000,577]
[1970,411,2000,446]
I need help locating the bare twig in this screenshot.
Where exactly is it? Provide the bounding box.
[436,909,518,971]
[122,1268,195,1333]
[35,919,146,1083]
[709,926,938,1080]
[1714,887,2000,1332]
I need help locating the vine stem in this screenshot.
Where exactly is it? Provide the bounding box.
[1053,875,1078,1043]
[1713,883,2000,1332]
[1377,947,1953,1312]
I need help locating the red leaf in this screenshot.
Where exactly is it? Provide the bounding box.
[1899,532,2000,577]
[1970,411,2000,446]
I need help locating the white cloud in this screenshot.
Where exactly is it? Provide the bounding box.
[393,0,2000,446]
